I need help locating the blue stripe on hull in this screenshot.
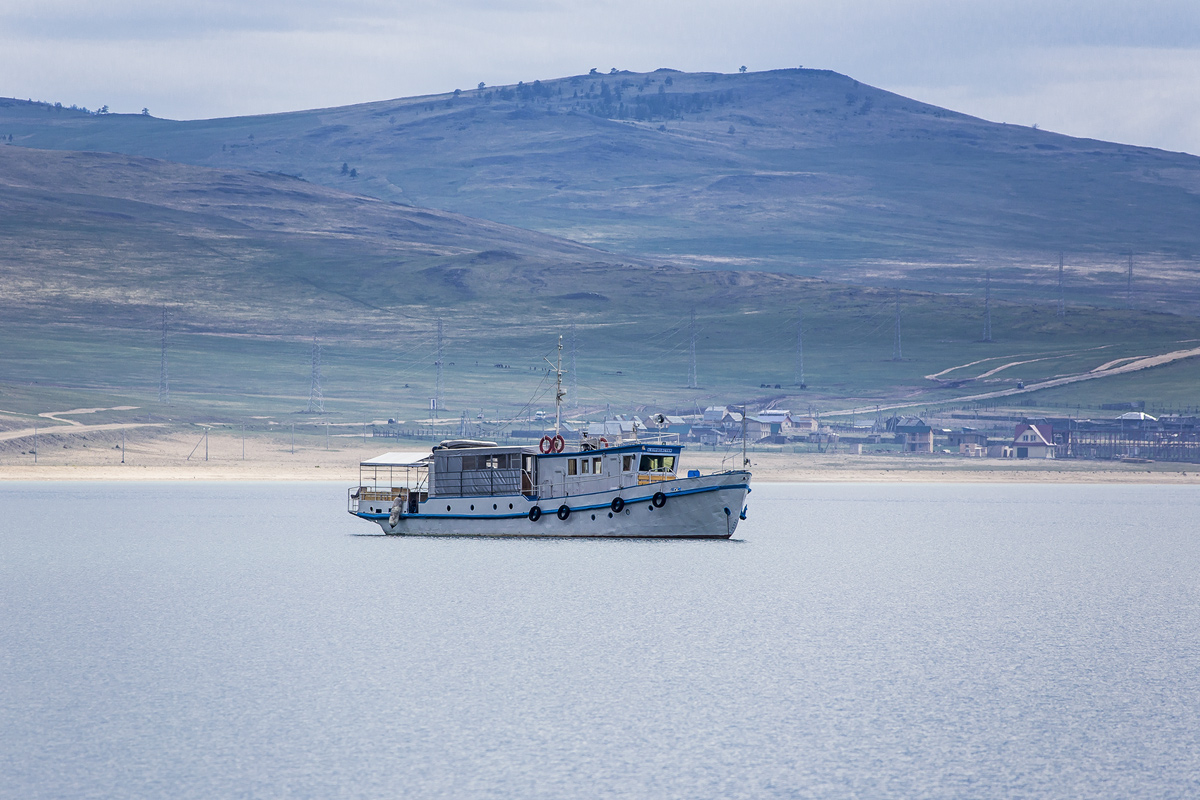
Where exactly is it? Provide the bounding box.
[355,482,748,522]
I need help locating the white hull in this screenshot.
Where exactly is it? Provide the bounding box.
[354,472,750,538]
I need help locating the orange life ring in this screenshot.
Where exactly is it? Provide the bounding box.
[552,434,565,453]
[539,435,554,454]
[598,437,609,448]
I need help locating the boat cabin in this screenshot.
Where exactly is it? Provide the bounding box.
[533,444,680,499]
[351,441,686,515]
[430,446,536,497]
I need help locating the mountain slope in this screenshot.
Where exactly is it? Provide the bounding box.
[3,144,1199,423]
[5,68,1200,298]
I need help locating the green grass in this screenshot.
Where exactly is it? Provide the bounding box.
[3,144,1199,432]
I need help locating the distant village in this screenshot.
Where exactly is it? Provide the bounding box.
[374,402,1200,464]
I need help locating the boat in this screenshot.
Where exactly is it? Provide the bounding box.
[346,338,751,538]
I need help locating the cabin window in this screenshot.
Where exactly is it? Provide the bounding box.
[593,458,602,474]
[581,458,591,474]
[568,459,578,476]
[461,455,477,470]
[639,455,676,472]
[623,455,635,471]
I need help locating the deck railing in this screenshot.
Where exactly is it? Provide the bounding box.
[348,487,428,513]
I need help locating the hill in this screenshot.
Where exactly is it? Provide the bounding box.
[4,69,1200,311]
[3,145,1200,434]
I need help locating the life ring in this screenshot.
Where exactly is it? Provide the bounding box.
[552,434,565,453]
[610,497,625,513]
[598,437,609,448]
[652,492,666,508]
[539,435,554,454]
[528,506,542,522]
[557,504,571,520]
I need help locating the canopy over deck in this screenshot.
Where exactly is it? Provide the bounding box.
[360,451,432,468]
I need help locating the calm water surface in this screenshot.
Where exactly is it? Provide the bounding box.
[2,482,1198,799]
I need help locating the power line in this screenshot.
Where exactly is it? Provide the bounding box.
[1126,252,1134,310]
[434,317,443,418]
[891,290,902,361]
[570,322,578,408]
[687,308,699,389]
[983,270,993,343]
[1057,252,1065,318]
[158,307,169,404]
[307,336,324,413]
[795,307,806,388]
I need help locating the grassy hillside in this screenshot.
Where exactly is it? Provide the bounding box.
[2,145,1198,438]
[4,69,1200,313]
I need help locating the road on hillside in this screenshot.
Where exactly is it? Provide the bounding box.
[0,422,165,443]
[834,345,1200,417]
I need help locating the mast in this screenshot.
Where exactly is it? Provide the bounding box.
[554,335,565,437]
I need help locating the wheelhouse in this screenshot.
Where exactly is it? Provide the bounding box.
[532,443,682,499]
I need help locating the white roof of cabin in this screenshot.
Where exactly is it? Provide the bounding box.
[360,451,432,467]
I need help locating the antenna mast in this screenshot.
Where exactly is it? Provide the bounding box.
[307,336,324,413]
[158,307,169,404]
[554,335,565,437]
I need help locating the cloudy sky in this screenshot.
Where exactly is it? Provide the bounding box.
[3,0,1199,154]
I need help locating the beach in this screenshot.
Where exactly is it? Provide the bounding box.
[1,429,1197,483]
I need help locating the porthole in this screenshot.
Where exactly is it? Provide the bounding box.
[608,512,613,518]
[493,504,497,510]
[446,505,451,511]
[509,503,514,509]
[591,514,596,520]
[470,505,475,511]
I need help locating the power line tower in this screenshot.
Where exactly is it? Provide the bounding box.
[158,307,170,404]
[891,290,902,361]
[687,308,699,389]
[983,270,993,342]
[434,318,444,419]
[570,322,579,408]
[1057,252,1065,318]
[794,308,806,388]
[306,336,324,413]
[1126,252,1134,310]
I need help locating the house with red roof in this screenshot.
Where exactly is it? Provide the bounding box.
[1012,422,1055,459]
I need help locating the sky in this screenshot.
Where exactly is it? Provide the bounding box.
[2,0,1199,154]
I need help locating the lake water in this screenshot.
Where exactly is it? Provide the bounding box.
[2,482,1198,799]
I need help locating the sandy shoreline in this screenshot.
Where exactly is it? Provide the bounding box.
[1,432,1197,484]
